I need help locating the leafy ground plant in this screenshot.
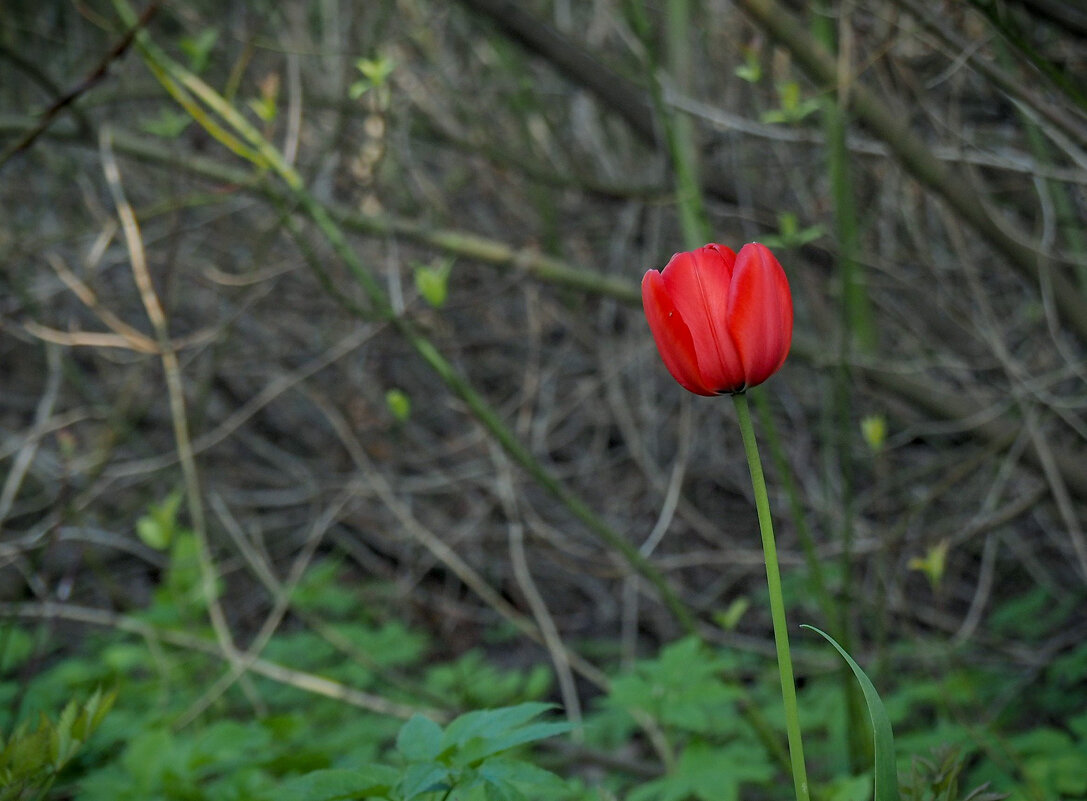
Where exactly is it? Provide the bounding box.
[283,704,573,801]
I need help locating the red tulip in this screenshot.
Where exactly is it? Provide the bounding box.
[642,242,792,396]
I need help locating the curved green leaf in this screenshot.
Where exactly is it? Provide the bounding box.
[802,625,899,801]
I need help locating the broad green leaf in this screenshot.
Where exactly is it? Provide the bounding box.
[281,767,398,801]
[397,714,443,761]
[398,762,450,800]
[456,720,574,764]
[803,625,899,801]
[0,626,35,674]
[441,703,555,751]
[477,757,567,791]
[628,741,774,801]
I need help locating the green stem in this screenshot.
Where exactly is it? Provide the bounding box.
[733,392,810,801]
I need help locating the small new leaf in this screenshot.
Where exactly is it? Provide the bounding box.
[386,389,412,422]
[413,259,453,309]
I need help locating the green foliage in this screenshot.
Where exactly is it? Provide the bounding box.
[349,55,395,101]
[423,650,551,709]
[141,109,192,138]
[761,212,825,250]
[0,688,115,801]
[900,748,1006,801]
[734,47,762,83]
[761,81,821,124]
[412,259,453,309]
[606,637,775,800]
[136,489,183,550]
[4,554,1085,801]
[713,597,750,631]
[608,637,743,735]
[179,28,219,74]
[282,704,572,801]
[385,389,412,423]
[627,741,775,801]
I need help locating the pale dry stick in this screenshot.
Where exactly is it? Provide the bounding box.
[177,487,361,727]
[283,49,302,168]
[620,396,692,669]
[0,344,61,527]
[490,442,583,739]
[0,601,424,719]
[301,387,612,690]
[210,492,282,596]
[98,127,261,710]
[83,216,118,271]
[23,326,155,352]
[24,322,216,354]
[43,252,158,352]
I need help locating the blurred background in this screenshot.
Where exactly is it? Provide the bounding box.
[1,1,1086,799]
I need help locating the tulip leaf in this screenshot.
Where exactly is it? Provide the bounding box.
[802,625,900,801]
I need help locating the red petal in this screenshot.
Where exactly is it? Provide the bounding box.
[642,269,714,395]
[726,243,793,388]
[659,246,745,393]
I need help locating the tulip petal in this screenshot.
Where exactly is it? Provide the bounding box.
[726,243,793,388]
[642,269,714,395]
[660,245,745,393]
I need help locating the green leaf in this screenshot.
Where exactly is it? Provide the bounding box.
[628,741,774,801]
[397,714,443,761]
[441,703,555,752]
[476,757,566,791]
[281,767,399,801]
[803,625,900,801]
[413,259,453,309]
[385,389,412,423]
[356,56,394,86]
[179,27,219,73]
[714,597,750,631]
[247,96,278,123]
[136,490,183,550]
[397,762,450,800]
[141,109,192,139]
[457,721,574,764]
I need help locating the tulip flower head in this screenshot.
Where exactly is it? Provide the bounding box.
[642,242,792,396]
